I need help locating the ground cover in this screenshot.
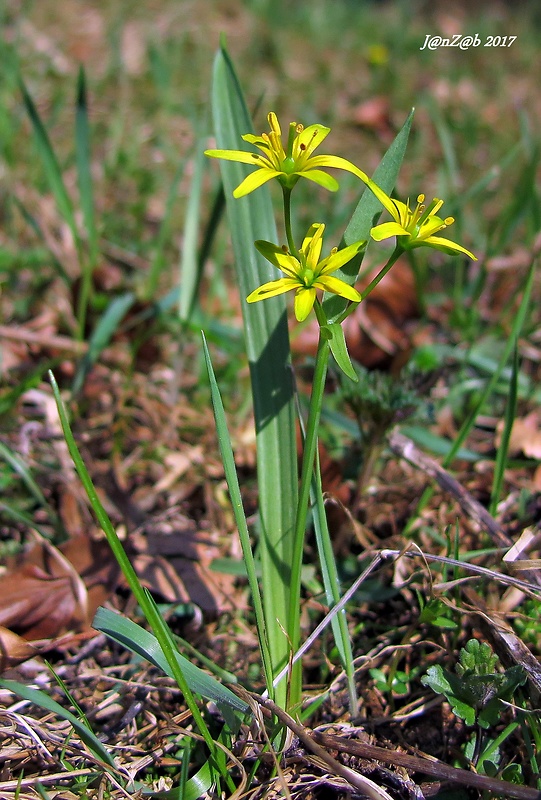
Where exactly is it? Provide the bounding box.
[1,1,541,797]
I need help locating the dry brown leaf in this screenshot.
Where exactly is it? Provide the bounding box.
[130,522,240,617]
[350,96,394,142]
[496,411,541,459]
[0,625,39,671]
[0,534,118,649]
[0,560,84,640]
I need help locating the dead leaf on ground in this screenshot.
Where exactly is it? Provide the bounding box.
[130,518,241,618]
[350,96,395,143]
[0,533,119,671]
[0,626,39,671]
[496,411,541,459]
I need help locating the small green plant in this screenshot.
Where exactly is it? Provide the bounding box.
[422,638,526,772]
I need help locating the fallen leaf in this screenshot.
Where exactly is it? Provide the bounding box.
[496,411,541,459]
[0,626,39,671]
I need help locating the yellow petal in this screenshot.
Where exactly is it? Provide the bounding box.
[305,223,324,269]
[246,277,299,303]
[370,221,409,241]
[295,123,330,158]
[299,169,340,191]
[294,287,317,321]
[233,168,283,198]
[318,239,366,274]
[423,236,478,260]
[205,148,266,166]
[301,222,323,250]
[316,275,361,302]
[271,252,303,278]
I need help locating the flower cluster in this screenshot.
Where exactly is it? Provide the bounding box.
[206,111,477,321]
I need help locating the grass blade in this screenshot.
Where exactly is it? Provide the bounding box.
[75,66,98,266]
[202,333,273,695]
[323,108,414,324]
[19,77,79,250]
[49,371,247,731]
[0,680,117,770]
[490,345,519,516]
[179,142,206,322]
[72,292,135,393]
[211,43,299,707]
[92,607,248,723]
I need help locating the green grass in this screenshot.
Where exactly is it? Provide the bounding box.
[1,0,541,796]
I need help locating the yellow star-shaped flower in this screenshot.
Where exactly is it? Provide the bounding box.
[367,181,477,259]
[205,112,364,198]
[247,223,365,322]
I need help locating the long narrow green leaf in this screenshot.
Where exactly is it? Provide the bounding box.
[490,345,519,516]
[179,142,206,322]
[0,441,66,539]
[93,607,248,723]
[323,108,414,324]
[310,453,357,712]
[75,66,98,266]
[49,371,247,729]
[211,44,299,708]
[19,78,79,248]
[139,589,231,786]
[0,680,117,770]
[202,333,273,694]
[72,292,135,393]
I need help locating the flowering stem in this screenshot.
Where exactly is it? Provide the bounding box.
[287,300,330,690]
[282,187,301,260]
[336,246,403,325]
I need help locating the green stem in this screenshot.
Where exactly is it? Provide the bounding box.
[283,187,301,259]
[336,246,404,325]
[286,302,330,701]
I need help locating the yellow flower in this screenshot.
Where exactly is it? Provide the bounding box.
[247,223,365,322]
[368,182,477,259]
[205,112,363,198]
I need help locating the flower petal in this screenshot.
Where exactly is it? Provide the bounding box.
[315,275,361,302]
[417,216,448,239]
[295,124,330,157]
[307,154,370,184]
[254,239,288,266]
[246,277,299,303]
[370,221,409,241]
[304,223,325,268]
[301,223,324,254]
[205,148,266,166]
[421,236,477,260]
[271,252,303,278]
[294,287,317,321]
[233,168,283,198]
[318,239,366,274]
[299,169,340,192]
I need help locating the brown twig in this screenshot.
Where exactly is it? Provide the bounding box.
[0,324,88,354]
[251,694,395,800]
[388,429,512,549]
[311,731,541,800]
